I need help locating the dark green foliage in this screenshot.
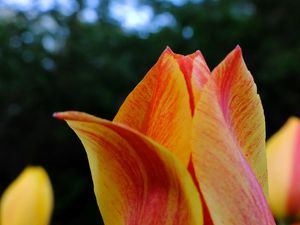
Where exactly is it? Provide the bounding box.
[0,0,299,224]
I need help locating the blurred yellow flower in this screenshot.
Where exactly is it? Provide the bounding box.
[267,117,300,220]
[0,166,53,225]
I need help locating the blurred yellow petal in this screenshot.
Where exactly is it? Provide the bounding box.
[267,117,300,219]
[54,111,203,225]
[192,47,274,225]
[0,166,53,225]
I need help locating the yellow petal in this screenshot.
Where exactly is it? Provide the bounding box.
[1,166,53,225]
[192,47,274,225]
[54,111,203,225]
[267,117,300,218]
[113,48,193,166]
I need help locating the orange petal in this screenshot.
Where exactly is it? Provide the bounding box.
[197,46,267,191]
[113,47,209,165]
[54,111,203,225]
[192,47,275,224]
[172,49,210,114]
[267,117,300,218]
[1,166,54,225]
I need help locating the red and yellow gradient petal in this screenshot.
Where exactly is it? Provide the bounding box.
[171,48,210,114]
[192,47,275,225]
[113,47,210,166]
[211,46,267,191]
[267,117,300,218]
[0,166,53,225]
[54,111,203,225]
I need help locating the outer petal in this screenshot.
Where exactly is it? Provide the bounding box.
[113,47,210,165]
[1,167,53,225]
[192,47,275,225]
[267,117,300,218]
[54,111,203,225]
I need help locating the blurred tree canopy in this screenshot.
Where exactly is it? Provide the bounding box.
[0,0,299,224]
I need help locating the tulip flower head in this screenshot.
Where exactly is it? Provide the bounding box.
[0,166,53,225]
[55,46,275,225]
[267,117,300,221]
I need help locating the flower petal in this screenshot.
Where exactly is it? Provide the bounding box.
[192,47,275,225]
[267,117,300,218]
[1,167,53,225]
[113,47,209,165]
[54,111,203,225]
[172,49,210,114]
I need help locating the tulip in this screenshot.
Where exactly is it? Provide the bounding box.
[54,46,275,225]
[0,166,54,225]
[267,117,300,221]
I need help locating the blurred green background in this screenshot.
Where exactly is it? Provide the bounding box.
[0,0,299,224]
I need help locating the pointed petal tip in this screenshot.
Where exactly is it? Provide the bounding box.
[53,111,71,120]
[163,46,175,55]
[194,50,202,55]
[191,50,205,59]
[235,44,241,50]
[163,46,206,62]
[53,111,88,121]
[232,45,242,57]
[215,45,244,71]
[53,112,62,119]
[165,45,172,51]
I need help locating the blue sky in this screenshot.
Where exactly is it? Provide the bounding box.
[0,0,192,32]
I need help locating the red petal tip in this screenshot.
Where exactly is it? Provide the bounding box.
[164,46,175,55]
[192,50,205,60]
[53,111,80,120]
[53,112,64,120]
[235,45,242,53]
